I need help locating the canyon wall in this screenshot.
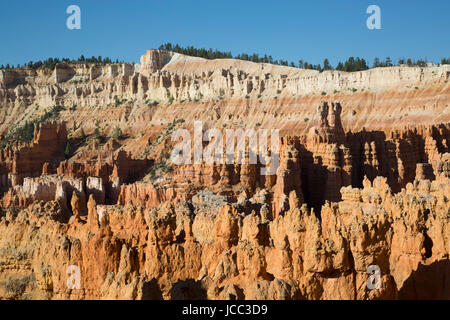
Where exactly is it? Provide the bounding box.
[0,171,448,299]
[0,122,67,190]
[0,50,449,300]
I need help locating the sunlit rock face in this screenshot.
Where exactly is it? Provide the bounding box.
[0,50,449,300]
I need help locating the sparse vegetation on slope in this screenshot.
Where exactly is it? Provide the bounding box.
[0,105,64,147]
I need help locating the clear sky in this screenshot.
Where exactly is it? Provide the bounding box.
[1,0,449,67]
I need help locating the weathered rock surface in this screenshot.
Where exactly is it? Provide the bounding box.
[0,50,449,300]
[0,172,448,299]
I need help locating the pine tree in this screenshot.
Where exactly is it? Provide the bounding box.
[323,59,332,71]
[64,142,71,158]
[385,57,393,67]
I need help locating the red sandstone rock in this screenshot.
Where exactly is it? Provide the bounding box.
[0,49,449,300]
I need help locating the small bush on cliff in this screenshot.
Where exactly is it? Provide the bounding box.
[112,127,123,140]
[79,128,87,140]
[114,96,128,107]
[64,142,71,159]
[94,126,102,140]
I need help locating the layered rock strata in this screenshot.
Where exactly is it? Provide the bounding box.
[0,50,449,300]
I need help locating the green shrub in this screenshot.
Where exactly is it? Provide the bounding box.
[94,123,103,140]
[64,142,71,158]
[114,96,120,107]
[112,127,123,140]
[80,128,87,139]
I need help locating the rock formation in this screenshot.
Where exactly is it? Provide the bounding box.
[0,49,448,300]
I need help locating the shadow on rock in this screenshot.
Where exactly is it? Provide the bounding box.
[170,279,207,300]
[399,259,450,299]
[141,278,163,300]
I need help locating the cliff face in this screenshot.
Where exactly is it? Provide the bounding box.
[1,50,449,137]
[0,122,67,190]
[0,172,448,300]
[0,50,449,300]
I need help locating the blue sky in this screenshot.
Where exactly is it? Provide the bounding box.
[1,0,449,67]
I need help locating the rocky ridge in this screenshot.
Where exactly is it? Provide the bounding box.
[0,50,448,299]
